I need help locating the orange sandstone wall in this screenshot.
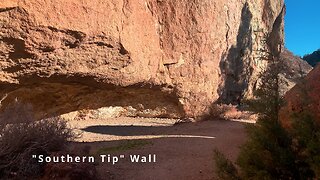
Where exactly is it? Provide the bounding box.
[0,0,285,118]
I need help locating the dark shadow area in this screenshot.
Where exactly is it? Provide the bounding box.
[82,125,175,136]
[0,7,17,13]
[1,37,34,60]
[81,120,240,137]
[267,5,285,58]
[303,49,320,67]
[218,2,253,104]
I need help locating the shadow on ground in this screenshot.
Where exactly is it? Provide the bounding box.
[73,120,247,180]
[82,125,181,136]
[81,120,229,137]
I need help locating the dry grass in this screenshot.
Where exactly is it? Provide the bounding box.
[202,104,256,122]
[0,101,77,178]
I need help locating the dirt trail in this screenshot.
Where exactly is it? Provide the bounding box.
[69,118,247,180]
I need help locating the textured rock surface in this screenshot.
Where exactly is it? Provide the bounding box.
[279,49,312,95]
[280,65,320,127]
[0,0,285,119]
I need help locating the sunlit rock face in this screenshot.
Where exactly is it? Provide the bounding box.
[278,49,312,96]
[280,65,320,128]
[0,0,285,119]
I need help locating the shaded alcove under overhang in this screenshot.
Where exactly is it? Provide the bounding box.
[0,75,185,120]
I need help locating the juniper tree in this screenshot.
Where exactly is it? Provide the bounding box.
[214,36,320,179]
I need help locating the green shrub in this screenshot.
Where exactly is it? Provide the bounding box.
[214,59,320,179]
[213,149,239,180]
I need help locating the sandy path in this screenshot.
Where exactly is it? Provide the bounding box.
[69,118,247,180]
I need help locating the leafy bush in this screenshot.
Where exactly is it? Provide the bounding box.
[0,101,76,178]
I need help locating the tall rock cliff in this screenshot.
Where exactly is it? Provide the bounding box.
[0,0,285,119]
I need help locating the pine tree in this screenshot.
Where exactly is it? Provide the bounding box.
[236,60,300,179]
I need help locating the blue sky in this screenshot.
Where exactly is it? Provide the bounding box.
[285,0,320,56]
